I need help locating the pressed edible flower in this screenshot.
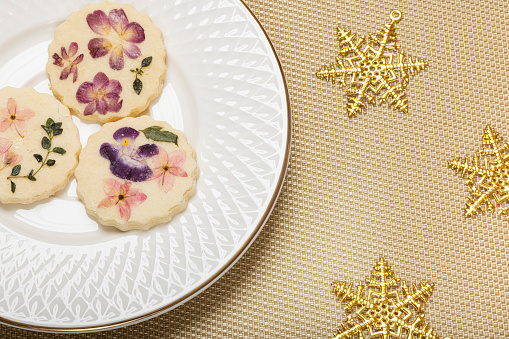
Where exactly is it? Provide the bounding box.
[87,8,145,70]
[100,127,158,182]
[98,178,147,221]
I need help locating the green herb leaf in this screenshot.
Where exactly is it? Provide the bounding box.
[141,126,178,144]
[133,78,142,95]
[51,122,62,131]
[130,69,136,73]
[34,154,43,162]
[11,165,20,176]
[53,129,63,136]
[46,159,56,166]
[46,118,55,128]
[142,56,152,67]
[41,125,52,135]
[10,180,15,193]
[41,137,51,149]
[52,147,66,155]
[27,170,36,181]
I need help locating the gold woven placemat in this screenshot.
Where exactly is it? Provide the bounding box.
[3,0,509,337]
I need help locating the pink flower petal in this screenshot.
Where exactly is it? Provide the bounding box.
[68,42,78,57]
[108,9,129,35]
[14,108,34,121]
[60,66,71,80]
[103,178,123,196]
[88,38,112,59]
[0,119,12,132]
[93,72,110,89]
[159,172,176,193]
[118,201,131,221]
[7,98,16,115]
[87,10,111,36]
[168,167,188,178]
[123,22,145,43]
[76,81,95,104]
[0,138,12,154]
[13,121,27,138]
[109,45,125,70]
[168,150,187,168]
[151,166,165,180]
[123,42,141,59]
[98,196,118,208]
[83,102,97,116]
[3,150,22,167]
[126,190,147,207]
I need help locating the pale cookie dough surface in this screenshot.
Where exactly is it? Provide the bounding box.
[75,116,199,231]
[0,87,81,204]
[46,1,166,123]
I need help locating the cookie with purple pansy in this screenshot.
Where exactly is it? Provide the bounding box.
[75,116,199,231]
[46,1,166,123]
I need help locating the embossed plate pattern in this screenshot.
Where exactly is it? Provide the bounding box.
[0,0,290,332]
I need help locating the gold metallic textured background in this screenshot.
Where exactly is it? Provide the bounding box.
[2,0,509,337]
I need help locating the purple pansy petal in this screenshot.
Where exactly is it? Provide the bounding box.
[100,143,120,161]
[104,79,122,96]
[110,158,153,182]
[84,102,97,116]
[107,98,123,113]
[123,22,145,43]
[87,10,111,35]
[60,66,71,80]
[61,47,68,60]
[113,127,139,142]
[76,81,95,103]
[96,99,109,115]
[74,53,84,65]
[92,72,110,89]
[88,38,112,59]
[108,9,129,34]
[109,45,125,70]
[123,42,141,59]
[77,72,123,116]
[137,144,159,158]
[53,53,63,66]
[68,42,78,57]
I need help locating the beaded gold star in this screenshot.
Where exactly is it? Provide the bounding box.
[316,10,428,116]
[331,258,451,339]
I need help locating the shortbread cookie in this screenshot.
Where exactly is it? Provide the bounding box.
[46,1,166,123]
[0,87,81,204]
[75,116,199,231]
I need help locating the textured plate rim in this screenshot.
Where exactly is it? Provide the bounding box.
[0,0,292,333]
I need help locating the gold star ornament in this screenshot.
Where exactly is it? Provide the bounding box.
[316,10,428,117]
[448,125,509,219]
[331,258,451,339]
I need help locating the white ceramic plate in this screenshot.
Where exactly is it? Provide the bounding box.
[0,0,290,332]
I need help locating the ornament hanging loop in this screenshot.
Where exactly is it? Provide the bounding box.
[390,10,402,22]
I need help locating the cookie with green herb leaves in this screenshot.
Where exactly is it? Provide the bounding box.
[75,116,199,231]
[0,87,81,204]
[46,1,166,123]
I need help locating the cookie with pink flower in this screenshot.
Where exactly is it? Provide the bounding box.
[75,116,199,231]
[0,87,81,204]
[46,1,166,123]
